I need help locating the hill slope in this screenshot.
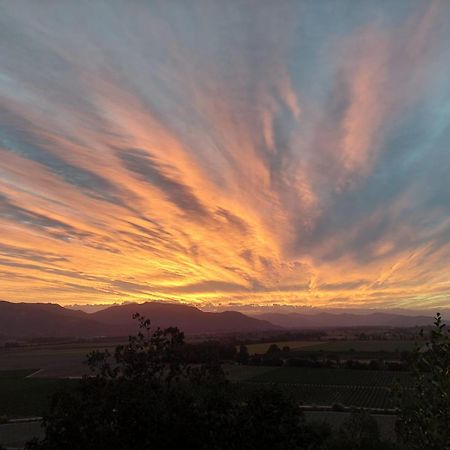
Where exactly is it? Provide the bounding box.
[0,301,115,338]
[92,302,280,334]
[0,301,279,338]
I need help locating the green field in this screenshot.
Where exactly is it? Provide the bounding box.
[246,339,416,355]
[0,369,78,418]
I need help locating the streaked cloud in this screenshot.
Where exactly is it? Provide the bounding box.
[0,0,449,309]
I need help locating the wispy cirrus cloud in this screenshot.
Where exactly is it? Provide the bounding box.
[0,0,449,309]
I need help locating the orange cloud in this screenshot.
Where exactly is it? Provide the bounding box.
[0,1,449,310]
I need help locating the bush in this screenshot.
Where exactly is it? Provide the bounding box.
[396,313,450,449]
[324,410,395,450]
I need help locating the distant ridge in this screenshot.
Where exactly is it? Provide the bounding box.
[91,302,280,334]
[0,300,279,339]
[0,300,439,339]
[0,300,115,338]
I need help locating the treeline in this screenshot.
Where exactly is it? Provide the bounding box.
[183,340,237,362]
[183,340,412,371]
[242,330,326,343]
[235,343,411,371]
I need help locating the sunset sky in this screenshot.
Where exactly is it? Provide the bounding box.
[1,1,450,310]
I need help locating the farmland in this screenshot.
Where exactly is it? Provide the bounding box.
[0,369,77,418]
[0,364,407,418]
[224,364,278,381]
[246,339,416,355]
[295,340,416,353]
[245,367,411,387]
[0,338,416,375]
[271,384,394,409]
[226,366,411,410]
[0,337,416,416]
[0,341,121,376]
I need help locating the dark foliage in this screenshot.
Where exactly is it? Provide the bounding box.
[323,410,396,450]
[236,343,249,365]
[396,313,450,450]
[25,314,324,450]
[183,340,237,363]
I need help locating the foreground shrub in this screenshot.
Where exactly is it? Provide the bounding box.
[396,313,450,450]
[26,315,322,450]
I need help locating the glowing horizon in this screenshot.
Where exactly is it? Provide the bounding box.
[1,1,450,309]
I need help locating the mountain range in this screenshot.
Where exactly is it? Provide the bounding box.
[0,300,278,339]
[0,300,439,339]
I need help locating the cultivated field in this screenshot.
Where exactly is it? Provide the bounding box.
[0,342,121,377]
[230,366,411,409]
[246,367,411,386]
[297,340,416,353]
[224,364,278,381]
[0,339,415,416]
[0,369,77,418]
[246,339,416,354]
[284,385,394,409]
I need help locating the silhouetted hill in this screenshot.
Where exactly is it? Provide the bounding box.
[0,301,115,338]
[0,300,280,338]
[1,300,434,339]
[253,311,434,328]
[92,302,280,334]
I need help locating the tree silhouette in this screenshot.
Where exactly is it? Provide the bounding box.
[236,343,249,365]
[25,314,319,450]
[396,313,450,449]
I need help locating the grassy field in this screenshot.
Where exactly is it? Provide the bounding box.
[0,369,78,418]
[246,339,416,354]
